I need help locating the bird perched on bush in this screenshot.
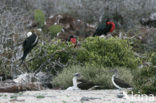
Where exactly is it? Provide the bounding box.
[93,18,115,37]
[20,30,39,65]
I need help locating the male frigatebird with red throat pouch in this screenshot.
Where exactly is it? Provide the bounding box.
[93,18,115,36]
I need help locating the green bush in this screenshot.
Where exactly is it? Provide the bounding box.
[34,9,45,27]
[133,66,156,95]
[29,37,139,74]
[52,65,133,89]
[29,39,75,73]
[151,52,156,65]
[129,37,145,53]
[78,37,139,68]
[48,25,63,38]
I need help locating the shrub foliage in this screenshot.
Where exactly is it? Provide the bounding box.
[151,52,156,66]
[48,25,63,38]
[133,66,156,95]
[34,9,45,27]
[29,39,75,74]
[80,37,139,68]
[52,65,133,89]
[29,37,139,74]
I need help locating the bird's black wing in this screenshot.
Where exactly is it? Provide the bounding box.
[77,78,95,90]
[77,78,88,83]
[93,23,113,36]
[114,77,131,88]
[101,24,112,35]
[23,34,37,51]
[93,23,106,36]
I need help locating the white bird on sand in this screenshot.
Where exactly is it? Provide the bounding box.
[66,73,100,90]
[110,69,132,89]
[110,69,132,99]
[66,73,80,90]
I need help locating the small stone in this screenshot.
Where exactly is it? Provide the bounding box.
[117,93,124,98]
[80,96,101,102]
[80,97,90,101]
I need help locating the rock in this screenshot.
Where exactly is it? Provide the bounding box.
[80,97,90,101]
[80,96,101,102]
[140,13,156,27]
[45,14,96,40]
[13,72,53,88]
[130,27,156,51]
[150,13,156,20]
[13,73,34,84]
[0,82,43,93]
[0,72,53,93]
[35,72,53,88]
[117,92,124,98]
[0,72,52,93]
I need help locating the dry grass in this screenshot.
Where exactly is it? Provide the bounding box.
[52,65,134,89]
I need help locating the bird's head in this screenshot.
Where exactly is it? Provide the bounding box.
[69,35,74,39]
[73,73,81,78]
[109,69,119,77]
[26,29,42,37]
[106,18,111,23]
[26,32,32,37]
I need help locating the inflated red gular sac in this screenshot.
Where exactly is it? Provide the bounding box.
[106,21,115,32]
[69,35,77,47]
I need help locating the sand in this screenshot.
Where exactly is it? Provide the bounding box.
[0,90,155,103]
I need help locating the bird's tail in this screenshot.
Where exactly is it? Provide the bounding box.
[19,53,27,66]
[88,85,101,90]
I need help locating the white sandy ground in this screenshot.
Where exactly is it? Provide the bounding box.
[0,90,156,103]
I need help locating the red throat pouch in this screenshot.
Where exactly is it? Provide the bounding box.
[70,38,77,44]
[107,22,115,32]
